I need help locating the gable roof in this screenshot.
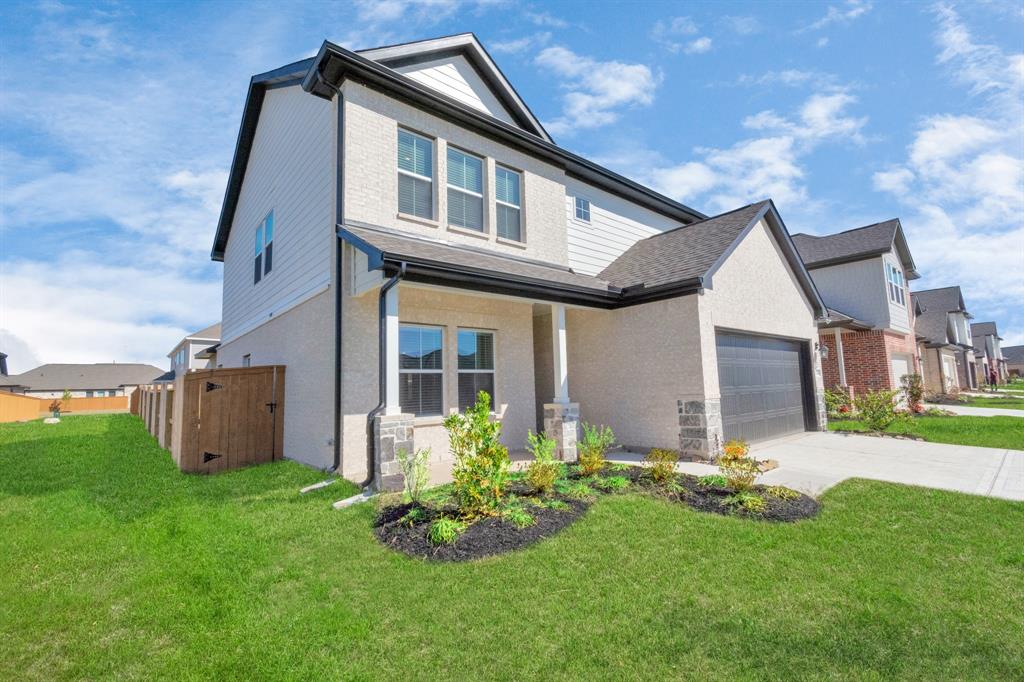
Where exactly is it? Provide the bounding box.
[1003,345,1024,363]
[911,286,969,346]
[0,363,164,391]
[210,34,706,261]
[970,321,1000,339]
[792,218,920,278]
[598,200,827,317]
[187,322,221,341]
[356,34,550,141]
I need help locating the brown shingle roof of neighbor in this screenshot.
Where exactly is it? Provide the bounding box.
[970,321,999,339]
[598,201,770,290]
[188,322,221,340]
[911,287,968,346]
[792,218,919,278]
[1002,345,1024,363]
[0,363,165,391]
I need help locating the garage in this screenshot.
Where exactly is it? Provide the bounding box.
[716,332,812,444]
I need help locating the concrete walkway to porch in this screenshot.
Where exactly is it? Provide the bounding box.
[607,431,1024,501]
[925,402,1024,418]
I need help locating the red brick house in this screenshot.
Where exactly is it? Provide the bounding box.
[793,220,920,396]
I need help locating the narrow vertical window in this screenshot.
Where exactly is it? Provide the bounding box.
[574,197,591,222]
[446,147,484,231]
[399,325,443,416]
[253,211,273,284]
[458,329,495,412]
[495,166,521,241]
[242,354,251,368]
[398,130,433,219]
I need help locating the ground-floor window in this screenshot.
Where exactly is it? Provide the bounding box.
[399,325,443,416]
[457,329,495,411]
[242,354,251,368]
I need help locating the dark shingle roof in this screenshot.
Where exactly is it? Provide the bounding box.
[821,307,873,330]
[911,287,967,346]
[970,321,999,339]
[792,219,919,276]
[1003,345,1024,363]
[2,363,165,391]
[598,202,769,289]
[153,370,176,383]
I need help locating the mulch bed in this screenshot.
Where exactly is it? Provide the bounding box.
[374,464,820,561]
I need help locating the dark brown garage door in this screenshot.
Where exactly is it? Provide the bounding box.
[716,332,810,443]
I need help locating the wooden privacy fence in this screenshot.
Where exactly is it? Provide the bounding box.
[0,392,129,423]
[134,365,285,474]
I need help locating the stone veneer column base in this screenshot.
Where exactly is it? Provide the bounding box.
[678,399,724,462]
[374,413,415,492]
[544,402,579,462]
[815,390,828,431]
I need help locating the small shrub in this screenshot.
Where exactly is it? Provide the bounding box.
[397,506,428,528]
[644,448,679,484]
[595,475,630,491]
[824,387,853,419]
[556,480,596,500]
[503,507,536,528]
[539,498,571,511]
[854,389,900,431]
[698,474,728,488]
[395,446,431,504]
[608,462,630,473]
[525,430,560,494]
[444,391,510,517]
[427,517,465,545]
[718,439,758,492]
[724,491,766,514]
[765,485,799,501]
[578,422,615,476]
[924,407,954,417]
[899,373,925,412]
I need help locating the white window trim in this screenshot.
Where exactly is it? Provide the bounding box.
[457,327,496,412]
[397,129,435,221]
[446,147,486,232]
[574,196,591,223]
[886,262,905,306]
[495,165,523,242]
[399,323,446,417]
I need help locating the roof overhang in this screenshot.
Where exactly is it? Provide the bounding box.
[818,308,873,331]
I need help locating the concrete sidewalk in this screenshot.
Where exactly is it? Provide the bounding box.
[925,402,1024,418]
[609,432,1024,501]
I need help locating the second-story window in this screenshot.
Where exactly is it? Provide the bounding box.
[574,197,591,222]
[447,147,484,231]
[398,129,433,220]
[254,211,274,285]
[886,263,905,306]
[495,166,522,241]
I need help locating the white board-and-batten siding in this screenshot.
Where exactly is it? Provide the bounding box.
[220,85,335,345]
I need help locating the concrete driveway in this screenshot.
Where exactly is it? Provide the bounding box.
[609,432,1024,501]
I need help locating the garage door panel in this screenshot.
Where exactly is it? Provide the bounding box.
[716,332,809,444]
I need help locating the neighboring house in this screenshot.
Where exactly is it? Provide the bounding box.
[1003,345,1024,378]
[209,33,829,488]
[970,321,1007,385]
[155,323,221,382]
[911,287,976,394]
[0,363,164,399]
[791,219,920,396]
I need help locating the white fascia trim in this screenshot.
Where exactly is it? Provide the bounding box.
[220,274,331,347]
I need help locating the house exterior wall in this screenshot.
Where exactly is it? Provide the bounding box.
[339,280,536,481]
[818,329,919,395]
[25,388,127,399]
[566,296,704,452]
[394,54,517,125]
[920,346,961,395]
[807,257,887,328]
[217,289,335,470]
[342,81,569,266]
[881,249,913,334]
[220,85,335,346]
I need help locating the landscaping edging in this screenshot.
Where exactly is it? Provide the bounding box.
[374,465,820,562]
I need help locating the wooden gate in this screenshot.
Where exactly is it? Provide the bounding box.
[178,366,285,474]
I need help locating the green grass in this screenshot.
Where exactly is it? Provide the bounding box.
[830,415,1024,450]
[962,396,1024,410]
[2,415,1023,680]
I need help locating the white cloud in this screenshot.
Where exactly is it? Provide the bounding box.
[525,10,568,28]
[490,32,551,54]
[735,69,839,89]
[871,4,1024,339]
[801,0,873,32]
[535,46,660,136]
[817,36,830,48]
[722,15,761,35]
[684,37,713,55]
[652,16,703,53]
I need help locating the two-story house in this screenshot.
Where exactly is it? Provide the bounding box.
[791,220,920,396]
[911,287,976,394]
[970,321,1007,385]
[209,34,829,490]
[154,323,221,383]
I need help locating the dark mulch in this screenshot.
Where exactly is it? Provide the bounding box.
[375,497,591,562]
[375,464,819,561]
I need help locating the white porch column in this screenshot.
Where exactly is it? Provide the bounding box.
[551,303,569,404]
[833,327,847,386]
[384,283,401,415]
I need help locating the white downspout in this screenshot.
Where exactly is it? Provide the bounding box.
[833,327,847,387]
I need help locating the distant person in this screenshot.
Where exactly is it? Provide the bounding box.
[989,367,998,391]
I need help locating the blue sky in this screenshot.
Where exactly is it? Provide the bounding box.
[1,0,1021,373]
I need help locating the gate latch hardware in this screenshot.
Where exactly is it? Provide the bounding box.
[203,451,223,463]
[266,401,277,414]
[206,382,223,392]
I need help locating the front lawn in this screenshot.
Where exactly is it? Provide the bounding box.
[961,396,1024,410]
[2,415,1023,680]
[829,415,1024,450]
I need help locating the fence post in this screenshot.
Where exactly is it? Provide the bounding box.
[170,375,185,466]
